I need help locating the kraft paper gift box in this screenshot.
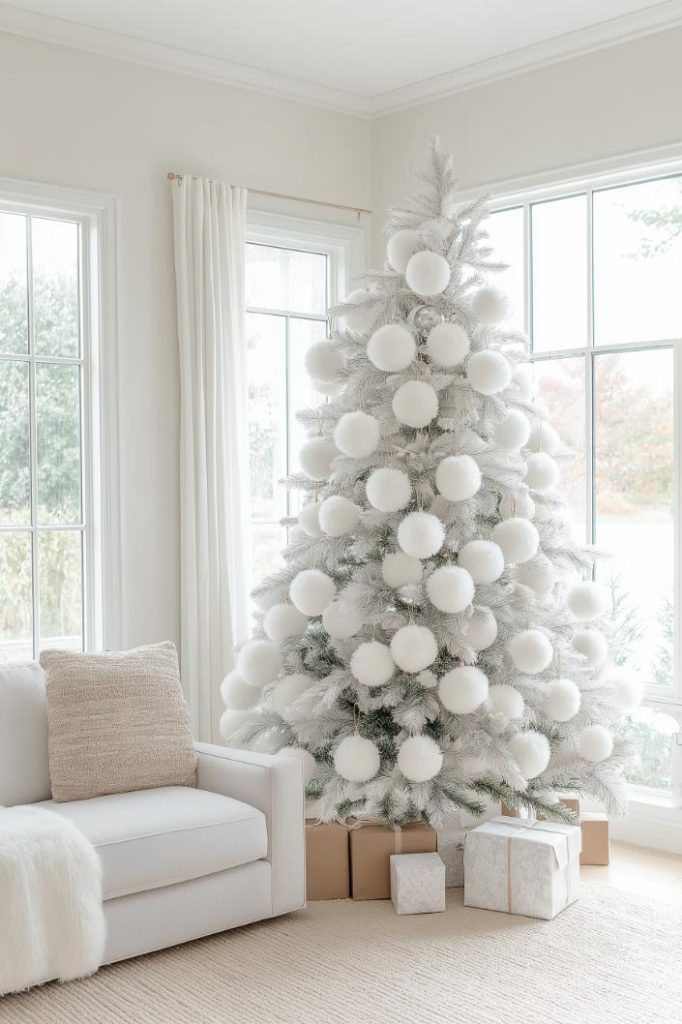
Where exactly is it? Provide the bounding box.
[580,812,610,866]
[390,852,446,915]
[305,820,350,900]
[437,826,468,887]
[464,815,581,920]
[349,822,437,900]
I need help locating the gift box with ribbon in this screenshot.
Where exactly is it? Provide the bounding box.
[464,815,581,920]
[437,826,468,887]
[349,821,437,900]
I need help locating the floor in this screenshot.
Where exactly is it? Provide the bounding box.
[583,840,682,904]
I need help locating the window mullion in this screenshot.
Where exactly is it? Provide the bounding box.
[586,189,596,554]
[26,215,40,658]
[674,340,682,706]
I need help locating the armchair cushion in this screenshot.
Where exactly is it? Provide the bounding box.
[38,786,267,900]
[0,661,50,806]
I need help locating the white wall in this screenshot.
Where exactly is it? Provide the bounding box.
[0,31,371,654]
[371,27,682,262]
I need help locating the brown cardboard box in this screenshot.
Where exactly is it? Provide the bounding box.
[349,822,437,900]
[580,812,610,865]
[305,821,350,900]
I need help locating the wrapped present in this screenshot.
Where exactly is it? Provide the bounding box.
[349,822,437,900]
[305,820,350,900]
[464,815,581,920]
[437,826,468,887]
[390,852,446,915]
[580,812,610,866]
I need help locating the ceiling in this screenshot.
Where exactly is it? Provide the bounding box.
[1,0,681,115]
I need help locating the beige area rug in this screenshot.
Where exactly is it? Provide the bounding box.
[3,885,680,1024]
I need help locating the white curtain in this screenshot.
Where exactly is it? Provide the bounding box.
[171,176,251,742]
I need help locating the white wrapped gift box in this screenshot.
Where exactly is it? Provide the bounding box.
[390,852,446,915]
[437,827,467,887]
[464,816,581,920]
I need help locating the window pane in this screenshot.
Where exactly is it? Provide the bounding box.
[486,207,524,333]
[251,523,286,593]
[531,196,587,352]
[288,317,328,505]
[594,349,674,687]
[0,212,28,354]
[246,244,327,315]
[624,707,678,793]
[247,313,287,520]
[0,531,32,661]
[39,529,83,650]
[36,363,82,525]
[594,176,682,346]
[533,357,587,541]
[32,217,80,358]
[0,360,30,525]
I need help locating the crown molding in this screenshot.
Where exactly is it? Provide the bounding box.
[1,2,682,120]
[370,1,682,115]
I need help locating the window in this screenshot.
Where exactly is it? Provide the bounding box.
[245,215,361,599]
[0,183,118,662]
[487,165,682,809]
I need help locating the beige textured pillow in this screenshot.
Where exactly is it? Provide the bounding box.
[41,642,196,802]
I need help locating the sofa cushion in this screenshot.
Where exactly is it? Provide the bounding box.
[38,786,268,900]
[41,642,197,802]
[0,661,51,806]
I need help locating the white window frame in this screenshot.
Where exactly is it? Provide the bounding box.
[0,178,120,656]
[245,210,364,575]
[454,144,682,849]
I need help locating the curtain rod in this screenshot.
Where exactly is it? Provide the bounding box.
[167,172,371,219]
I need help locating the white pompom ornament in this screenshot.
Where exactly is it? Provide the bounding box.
[299,438,337,480]
[435,455,481,502]
[237,640,282,687]
[529,420,560,456]
[405,250,451,297]
[390,624,438,673]
[334,735,380,782]
[298,500,323,538]
[577,724,613,763]
[516,557,555,597]
[381,551,423,588]
[263,602,308,642]
[543,678,581,722]
[219,709,250,740]
[572,629,608,668]
[466,350,512,396]
[397,511,445,559]
[425,322,470,367]
[322,599,364,640]
[289,569,336,616]
[341,288,378,332]
[366,467,411,513]
[508,731,551,779]
[334,411,380,459]
[367,324,416,372]
[488,684,524,719]
[304,341,344,382]
[386,228,420,273]
[279,746,317,785]
[567,581,608,621]
[457,540,505,585]
[439,666,489,714]
[318,495,361,537]
[220,671,261,710]
[494,409,531,452]
[606,671,643,711]
[465,607,498,650]
[350,641,395,687]
[492,517,539,564]
[426,565,474,613]
[525,452,559,492]
[500,491,535,520]
[311,376,343,397]
[397,735,443,783]
[271,673,314,713]
[471,286,510,325]
[508,630,553,674]
[392,380,439,428]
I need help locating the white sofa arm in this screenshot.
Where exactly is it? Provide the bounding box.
[194,742,306,916]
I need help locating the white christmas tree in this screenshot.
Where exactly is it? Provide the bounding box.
[224,140,639,827]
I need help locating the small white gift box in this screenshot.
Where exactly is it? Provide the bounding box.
[464,815,581,920]
[390,852,446,915]
[437,827,467,887]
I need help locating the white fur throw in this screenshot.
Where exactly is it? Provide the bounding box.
[0,805,105,995]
